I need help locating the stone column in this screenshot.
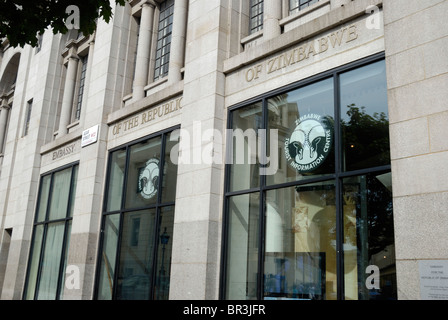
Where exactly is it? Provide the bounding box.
[384,0,448,300]
[59,51,79,137]
[132,1,155,100]
[168,0,188,84]
[169,0,226,300]
[0,98,10,153]
[263,0,282,40]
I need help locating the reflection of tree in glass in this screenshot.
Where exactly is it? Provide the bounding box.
[342,104,390,171]
[363,174,394,257]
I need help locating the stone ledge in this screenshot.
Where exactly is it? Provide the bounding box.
[223,0,383,74]
[108,80,184,125]
[40,128,82,155]
[280,0,331,27]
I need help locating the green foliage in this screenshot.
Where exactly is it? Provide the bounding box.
[0,0,126,48]
[342,103,390,170]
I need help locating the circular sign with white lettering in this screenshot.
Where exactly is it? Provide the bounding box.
[285,114,333,173]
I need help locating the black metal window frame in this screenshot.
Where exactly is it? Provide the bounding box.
[289,0,319,14]
[75,54,88,121]
[249,0,264,34]
[94,125,180,300]
[219,52,391,300]
[23,162,79,300]
[154,0,175,81]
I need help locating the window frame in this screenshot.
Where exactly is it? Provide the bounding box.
[249,0,264,35]
[61,32,92,126]
[94,125,180,300]
[219,52,393,300]
[74,54,88,121]
[289,0,320,14]
[153,0,175,82]
[23,162,79,300]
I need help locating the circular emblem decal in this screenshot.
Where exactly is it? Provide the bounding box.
[138,158,160,200]
[285,114,333,173]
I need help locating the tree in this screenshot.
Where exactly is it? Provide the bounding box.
[0,0,126,48]
[342,104,390,171]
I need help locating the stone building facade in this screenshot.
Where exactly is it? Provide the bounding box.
[0,0,447,300]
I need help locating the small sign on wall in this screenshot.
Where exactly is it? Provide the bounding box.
[81,124,99,148]
[419,260,448,300]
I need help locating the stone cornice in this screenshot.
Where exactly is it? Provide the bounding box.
[224,0,383,74]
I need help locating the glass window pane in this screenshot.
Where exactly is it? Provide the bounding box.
[36,222,66,300]
[97,214,121,300]
[290,0,319,13]
[162,131,179,203]
[25,165,78,300]
[264,181,337,300]
[229,102,263,192]
[154,206,175,300]
[36,175,51,222]
[68,166,78,217]
[99,129,178,300]
[48,168,72,220]
[226,193,260,300]
[58,221,72,299]
[153,0,173,81]
[224,59,393,301]
[25,224,44,300]
[106,149,126,212]
[249,0,264,34]
[343,172,397,300]
[125,137,162,209]
[340,60,390,171]
[268,78,335,185]
[116,209,156,300]
[290,0,298,11]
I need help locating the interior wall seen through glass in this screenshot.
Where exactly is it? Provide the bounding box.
[225,193,260,300]
[264,182,337,300]
[229,102,263,192]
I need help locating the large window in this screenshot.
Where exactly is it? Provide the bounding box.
[222,55,397,300]
[154,0,174,81]
[75,54,88,121]
[249,0,264,34]
[24,163,79,300]
[95,127,179,300]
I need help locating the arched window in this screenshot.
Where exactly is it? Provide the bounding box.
[0,53,21,153]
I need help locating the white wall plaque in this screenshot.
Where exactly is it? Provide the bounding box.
[81,124,99,148]
[419,260,448,300]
